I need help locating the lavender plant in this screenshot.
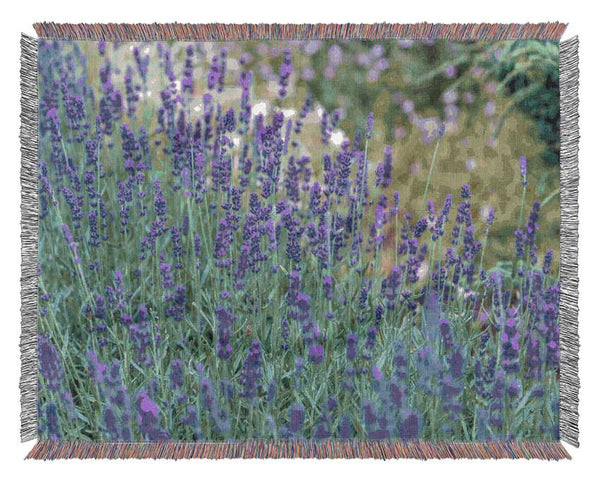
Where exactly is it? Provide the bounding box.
[36,39,560,442]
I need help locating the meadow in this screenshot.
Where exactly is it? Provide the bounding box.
[36,38,561,442]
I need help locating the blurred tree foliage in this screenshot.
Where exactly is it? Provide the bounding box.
[303,40,559,165]
[488,41,560,165]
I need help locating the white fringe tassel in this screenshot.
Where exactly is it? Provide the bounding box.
[20,33,39,443]
[558,36,579,448]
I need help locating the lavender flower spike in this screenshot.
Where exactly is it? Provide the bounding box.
[278,49,293,98]
[520,156,528,186]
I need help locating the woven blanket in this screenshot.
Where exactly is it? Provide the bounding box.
[20,22,579,460]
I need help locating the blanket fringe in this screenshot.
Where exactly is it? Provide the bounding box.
[558,36,580,448]
[20,33,39,443]
[33,22,567,41]
[26,440,571,460]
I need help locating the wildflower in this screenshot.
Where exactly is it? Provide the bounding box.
[239,339,262,400]
[507,380,521,398]
[288,403,305,435]
[346,333,358,361]
[124,66,140,118]
[365,112,374,139]
[44,403,61,440]
[399,412,420,439]
[309,344,324,364]
[520,156,528,186]
[135,391,168,441]
[86,351,107,385]
[278,49,293,98]
[38,335,65,392]
[216,304,236,360]
[170,360,184,390]
[181,45,194,95]
[132,47,150,83]
[413,218,428,238]
[460,184,472,199]
[322,275,333,300]
[501,309,521,374]
[382,146,393,187]
[543,249,554,274]
[129,305,154,367]
[94,295,107,320]
[382,267,402,310]
[514,229,525,258]
[281,318,290,350]
[63,92,86,129]
[525,201,541,248]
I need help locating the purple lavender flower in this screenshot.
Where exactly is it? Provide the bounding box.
[507,380,521,398]
[460,184,472,199]
[364,327,378,359]
[238,69,252,133]
[129,305,154,367]
[213,213,240,268]
[61,224,81,264]
[44,403,61,440]
[61,185,83,229]
[135,391,168,441]
[514,229,525,258]
[207,49,227,93]
[346,333,358,361]
[86,350,107,384]
[413,218,428,238]
[63,92,86,130]
[382,266,402,310]
[501,308,521,373]
[525,336,542,380]
[239,339,262,400]
[278,49,293,98]
[399,412,420,439]
[365,112,374,139]
[543,249,554,274]
[322,275,333,300]
[308,344,324,364]
[520,156,528,186]
[432,194,452,241]
[124,66,140,118]
[382,146,393,188]
[152,179,167,219]
[170,226,183,268]
[38,335,65,392]
[525,201,541,248]
[120,123,140,172]
[181,45,194,95]
[170,360,184,390]
[294,94,313,134]
[216,304,236,360]
[281,318,290,350]
[94,294,107,320]
[439,318,453,350]
[288,403,305,435]
[132,47,150,83]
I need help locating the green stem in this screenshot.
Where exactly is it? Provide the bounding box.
[420,137,441,219]
[518,184,527,229]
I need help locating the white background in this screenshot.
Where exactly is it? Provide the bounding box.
[1,1,598,479]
